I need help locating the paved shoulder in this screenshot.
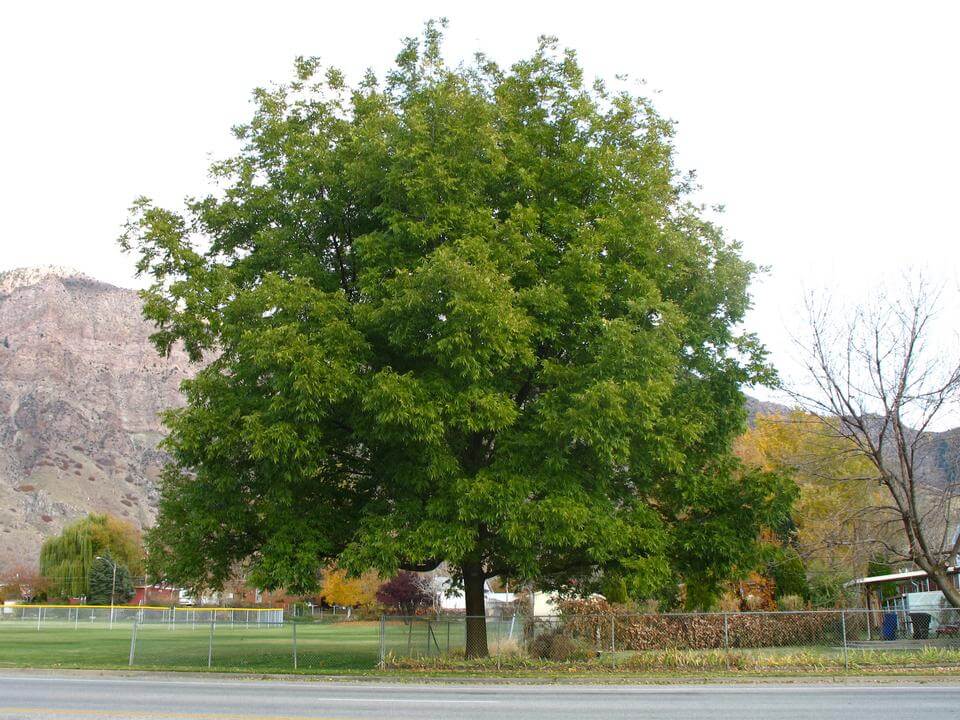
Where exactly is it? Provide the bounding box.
[1,675,959,720]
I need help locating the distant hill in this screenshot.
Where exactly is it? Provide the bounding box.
[742,393,960,489]
[0,267,191,567]
[744,395,793,425]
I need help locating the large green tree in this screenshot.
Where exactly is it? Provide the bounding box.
[123,23,792,655]
[39,514,144,600]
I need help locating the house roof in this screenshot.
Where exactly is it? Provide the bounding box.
[844,566,959,587]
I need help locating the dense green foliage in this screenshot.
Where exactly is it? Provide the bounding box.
[88,554,135,605]
[39,514,144,599]
[866,558,900,601]
[768,547,810,601]
[122,23,792,629]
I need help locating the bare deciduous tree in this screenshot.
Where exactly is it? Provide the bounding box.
[797,278,960,606]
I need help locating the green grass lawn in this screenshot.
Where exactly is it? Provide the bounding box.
[3,618,959,676]
[0,620,384,673]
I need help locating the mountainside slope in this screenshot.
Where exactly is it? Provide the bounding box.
[0,267,191,568]
[744,396,960,489]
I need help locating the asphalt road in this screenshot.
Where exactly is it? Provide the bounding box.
[0,674,958,719]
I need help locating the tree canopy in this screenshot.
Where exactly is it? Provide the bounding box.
[39,514,144,600]
[376,572,433,614]
[320,566,380,608]
[123,22,792,654]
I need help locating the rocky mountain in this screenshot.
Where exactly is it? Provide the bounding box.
[0,267,191,568]
[744,395,793,425]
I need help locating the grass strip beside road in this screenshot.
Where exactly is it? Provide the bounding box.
[3,620,960,678]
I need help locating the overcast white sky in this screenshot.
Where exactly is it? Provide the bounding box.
[1,1,958,407]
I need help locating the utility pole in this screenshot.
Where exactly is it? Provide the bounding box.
[96,556,119,629]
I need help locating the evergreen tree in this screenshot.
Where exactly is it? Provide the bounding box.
[88,554,135,605]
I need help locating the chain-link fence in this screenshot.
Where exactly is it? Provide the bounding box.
[383,608,960,671]
[380,613,522,661]
[4,605,960,672]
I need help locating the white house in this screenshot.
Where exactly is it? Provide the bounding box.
[431,576,517,613]
[529,589,561,617]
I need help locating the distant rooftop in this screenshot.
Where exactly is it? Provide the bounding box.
[845,567,960,587]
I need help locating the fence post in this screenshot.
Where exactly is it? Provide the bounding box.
[723,612,730,670]
[378,615,386,668]
[611,615,617,670]
[207,619,215,669]
[841,609,849,670]
[128,621,138,667]
[74,607,79,631]
[496,612,502,670]
[292,621,298,670]
[36,606,42,632]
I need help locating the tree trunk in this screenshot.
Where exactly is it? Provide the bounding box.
[903,518,960,609]
[463,561,488,658]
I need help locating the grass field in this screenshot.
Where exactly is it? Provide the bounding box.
[0,620,383,673]
[0,617,518,674]
[3,617,960,676]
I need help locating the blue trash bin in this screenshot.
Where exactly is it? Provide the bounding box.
[882,612,897,640]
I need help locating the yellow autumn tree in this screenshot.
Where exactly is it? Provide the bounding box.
[736,411,897,584]
[319,567,381,608]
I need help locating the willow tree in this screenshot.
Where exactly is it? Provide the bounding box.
[123,23,792,656]
[39,514,144,599]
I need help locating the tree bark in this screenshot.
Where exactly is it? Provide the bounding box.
[463,561,488,658]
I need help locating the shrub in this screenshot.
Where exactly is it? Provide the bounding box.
[527,628,589,661]
[777,594,805,610]
[770,547,809,599]
[494,636,524,658]
[716,592,741,612]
